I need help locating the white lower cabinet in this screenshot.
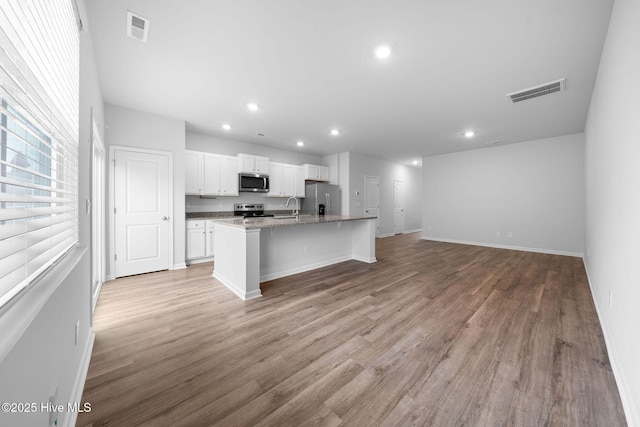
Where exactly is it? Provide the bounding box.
[186,220,215,263]
[205,221,215,257]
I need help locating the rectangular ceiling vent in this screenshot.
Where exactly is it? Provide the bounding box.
[507,78,566,103]
[127,11,149,42]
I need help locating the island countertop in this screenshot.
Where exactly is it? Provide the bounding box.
[211,214,377,300]
[209,214,377,230]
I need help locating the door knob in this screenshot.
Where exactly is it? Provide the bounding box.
[162,216,169,221]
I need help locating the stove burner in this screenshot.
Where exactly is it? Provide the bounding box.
[234,203,273,218]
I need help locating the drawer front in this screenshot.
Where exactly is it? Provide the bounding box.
[186,220,205,229]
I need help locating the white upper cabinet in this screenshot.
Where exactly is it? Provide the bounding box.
[186,151,238,196]
[221,155,239,195]
[303,163,330,181]
[238,153,270,174]
[318,165,330,181]
[185,150,204,195]
[268,162,296,197]
[203,154,222,195]
[294,165,306,198]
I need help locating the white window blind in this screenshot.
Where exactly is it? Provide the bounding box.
[0,0,79,308]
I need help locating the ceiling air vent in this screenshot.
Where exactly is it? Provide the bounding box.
[507,78,566,103]
[127,11,149,42]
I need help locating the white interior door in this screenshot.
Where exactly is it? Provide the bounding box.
[364,176,380,237]
[393,180,405,235]
[91,119,105,312]
[113,148,171,277]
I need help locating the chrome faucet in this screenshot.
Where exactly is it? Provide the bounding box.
[286,197,299,218]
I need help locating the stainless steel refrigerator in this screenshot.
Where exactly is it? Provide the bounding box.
[302,183,341,216]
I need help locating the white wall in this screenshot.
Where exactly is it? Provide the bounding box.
[422,134,585,255]
[322,153,340,185]
[105,105,186,269]
[339,152,350,215]
[346,152,422,236]
[584,0,640,423]
[0,6,103,426]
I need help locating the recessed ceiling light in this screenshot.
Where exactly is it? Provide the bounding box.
[374,44,392,60]
[464,130,475,138]
[330,129,340,136]
[247,103,259,112]
[412,160,419,165]
[297,141,304,147]
[222,123,231,130]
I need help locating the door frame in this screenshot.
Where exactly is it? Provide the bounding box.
[364,175,380,237]
[108,145,174,280]
[90,116,105,313]
[393,180,405,235]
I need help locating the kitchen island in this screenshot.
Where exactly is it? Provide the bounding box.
[211,215,377,300]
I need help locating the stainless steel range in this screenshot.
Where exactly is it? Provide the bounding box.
[234,203,274,218]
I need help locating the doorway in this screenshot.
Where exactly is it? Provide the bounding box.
[393,180,405,235]
[109,146,173,278]
[364,176,380,237]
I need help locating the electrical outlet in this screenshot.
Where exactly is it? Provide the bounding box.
[587,247,591,257]
[508,231,513,238]
[427,225,432,231]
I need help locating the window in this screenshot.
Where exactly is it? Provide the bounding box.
[0,0,79,308]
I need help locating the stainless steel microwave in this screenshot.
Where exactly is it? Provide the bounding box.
[239,173,269,193]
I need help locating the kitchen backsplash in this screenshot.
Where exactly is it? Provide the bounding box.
[186,193,306,213]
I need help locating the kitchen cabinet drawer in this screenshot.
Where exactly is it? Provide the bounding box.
[186,220,205,229]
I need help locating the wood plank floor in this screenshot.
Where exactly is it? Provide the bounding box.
[78,233,626,426]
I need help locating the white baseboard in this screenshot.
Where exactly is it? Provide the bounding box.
[91,281,103,313]
[353,255,377,264]
[185,257,213,266]
[583,258,638,426]
[172,262,187,270]
[260,255,352,282]
[421,236,584,258]
[212,271,262,301]
[377,233,394,238]
[404,228,422,234]
[64,330,95,427]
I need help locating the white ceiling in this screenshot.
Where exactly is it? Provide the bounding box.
[84,0,613,166]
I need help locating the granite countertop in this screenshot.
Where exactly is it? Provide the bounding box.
[186,211,234,219]
[209,214,377,230]
[186,210,295,220]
